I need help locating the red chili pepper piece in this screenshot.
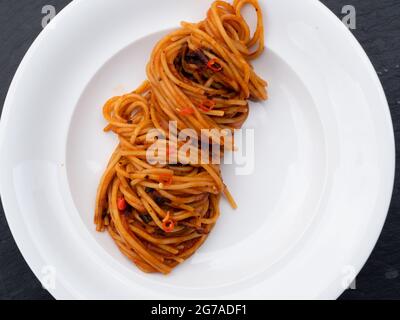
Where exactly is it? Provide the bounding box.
[162,212,175,233]
[117,197,127,211]
[162,220,175,233]
[179,107,194,116]
[207,58,223,72]
[199,99,216,112]
[158,173,173,186]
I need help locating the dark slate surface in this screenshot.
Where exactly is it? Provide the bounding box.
[0,0,399,300]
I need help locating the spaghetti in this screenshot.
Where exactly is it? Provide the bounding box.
[95,0,267,274]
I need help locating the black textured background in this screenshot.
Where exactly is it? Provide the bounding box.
[0,0,399,300]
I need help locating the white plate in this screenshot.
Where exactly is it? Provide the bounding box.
[0,0,395,299]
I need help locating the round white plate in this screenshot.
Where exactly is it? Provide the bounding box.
[0,0,395,299]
